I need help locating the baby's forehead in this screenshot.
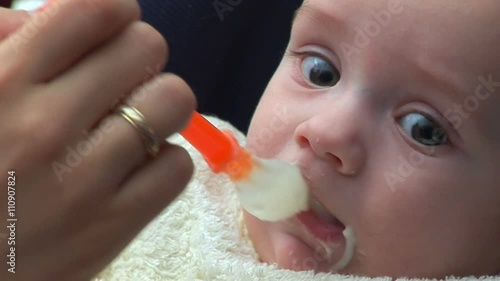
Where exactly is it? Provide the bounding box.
[295,0,500,139]
[296,1,500,92]
[296,0,500,70]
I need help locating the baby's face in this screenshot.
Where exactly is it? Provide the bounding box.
[245,0,500,278]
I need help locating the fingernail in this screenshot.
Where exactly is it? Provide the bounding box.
[36,0,57,13]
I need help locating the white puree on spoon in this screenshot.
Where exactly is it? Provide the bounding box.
[235,158,309,222]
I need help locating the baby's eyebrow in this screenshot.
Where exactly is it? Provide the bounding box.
[292,3,308,23]
[414,57,473,102]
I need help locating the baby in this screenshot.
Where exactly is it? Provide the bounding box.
[244,0,500,278]
[95,0,500,279]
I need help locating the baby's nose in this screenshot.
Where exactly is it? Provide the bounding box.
[294,111,366,176]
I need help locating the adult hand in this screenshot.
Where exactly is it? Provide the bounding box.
[0,1,195,280]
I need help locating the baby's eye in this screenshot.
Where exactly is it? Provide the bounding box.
[301,56,340,87]
[399,113,448,146]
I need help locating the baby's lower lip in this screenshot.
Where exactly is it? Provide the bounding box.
[296,210,345,243]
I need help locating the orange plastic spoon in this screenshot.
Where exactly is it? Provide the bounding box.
[180,111,309,221]
[180,111,253,181]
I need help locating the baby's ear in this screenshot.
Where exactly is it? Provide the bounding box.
[0,8,30,42]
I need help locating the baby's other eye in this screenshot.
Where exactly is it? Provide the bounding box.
[301,56,340,87]
[399,113,448,146]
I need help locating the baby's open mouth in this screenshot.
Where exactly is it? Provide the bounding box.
[294,197,357,272]
[296,197,346,243]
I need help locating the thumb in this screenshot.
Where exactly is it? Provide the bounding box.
[0,8,31,41]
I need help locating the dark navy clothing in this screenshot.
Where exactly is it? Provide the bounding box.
[139,0,303,132]
[2,0,12,8]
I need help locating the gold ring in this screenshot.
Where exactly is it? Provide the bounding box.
[114,104,160,157]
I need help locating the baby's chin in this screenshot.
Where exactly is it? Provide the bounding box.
[268,230,339,272]
[244,211,346,273]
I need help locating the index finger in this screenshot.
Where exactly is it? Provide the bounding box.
[0,0,140,83]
